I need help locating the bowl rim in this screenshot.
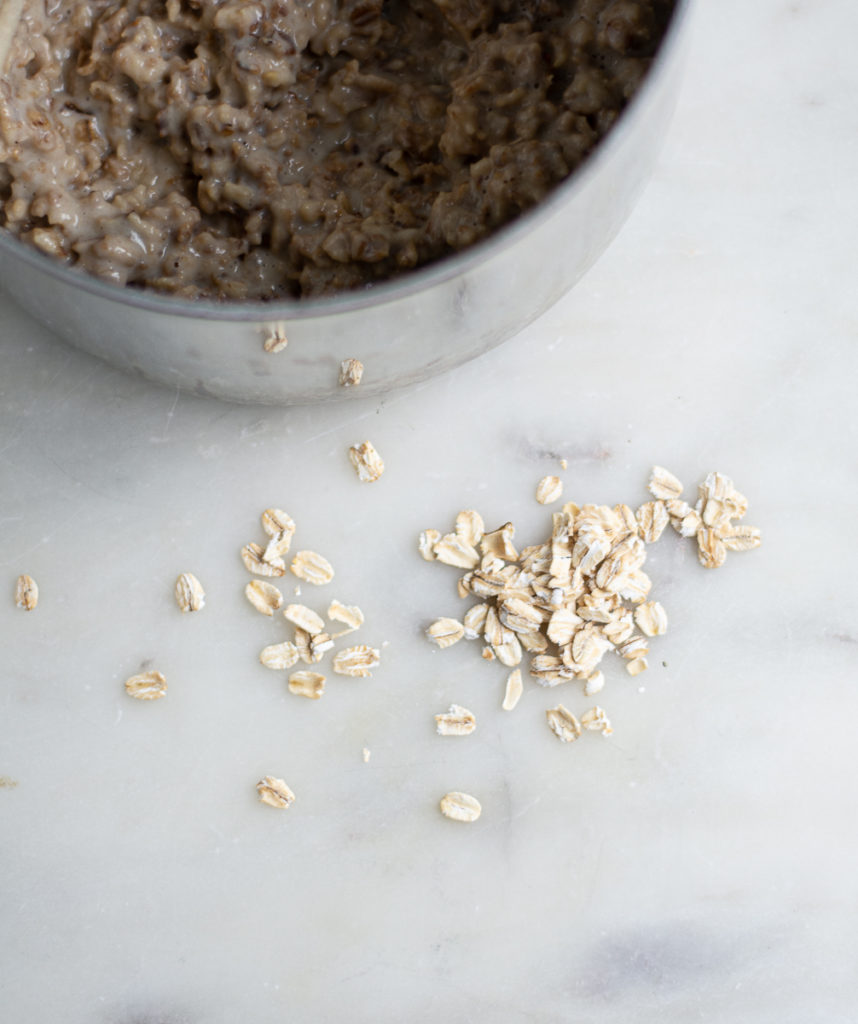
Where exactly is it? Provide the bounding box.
[0,0,692,324]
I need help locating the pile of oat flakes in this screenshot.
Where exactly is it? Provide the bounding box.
[423,467,760,822]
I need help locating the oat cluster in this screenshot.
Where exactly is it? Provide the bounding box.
[421,467,761,748]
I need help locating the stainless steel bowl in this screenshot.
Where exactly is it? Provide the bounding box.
[0,0,692,405]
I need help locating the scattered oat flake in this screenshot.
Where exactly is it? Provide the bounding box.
[439,791,481,823]
[581,706,613,736]
[546,705,582,743]
[721,525,762,551]
[259,642,300,671]
[502,668,523,710]
[626,657,648,676]
[339,358,364,387]
[125,670,167,700]
[174,572,205,612]
[14,574,38,611]
[348,441,385,483]
[648,466,684,501]
[634,601,668,637]
[263,327,288,354]
[434,533,479,569]
[426,617,465,648]
[536,475,563,505]
[328,600,364,634]
[283,603,326,636]
[419,529,441,561]
[332,645,380,677]
[256,776,295,808]
[435,704,476,736]
[636,501,669,543]
[261,508,296,538]
[242,542,286,578]
[245,580,283,616]
[362,747,371,763]
[291,550,334,585]
[455,509,485,549]
[288,670,325,699]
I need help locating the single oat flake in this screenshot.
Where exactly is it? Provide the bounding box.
[288,670,325,699]
[174,572,205,613]
[290,550,335,585]
[647,466,684,501]
[348,441,385,483]
[502,668,523,710]
[242,542,286,578]
[262,326,288,354]
[721,525,762,551]
[435,704,476,736]
[419,529,441,561]
[14,574,38,611]
[546,705,582,743]
[245,580,284,616]
[433,533,479,570]
[697,528,727,570]
[283,603,326,636]
[536,476,563,505]
[261,508,296,538]
[328,599,364,635]
[455,509,485,549]
[339,358,364,387]
[259,642,300,671]
[634,601,668,637]
[256,776,295,809]
[426,617,465,648]
[332,645,380,677]
[581,706,613,736]
[125,670,167,700]
[439,791,482,823]
[636,501,669,544]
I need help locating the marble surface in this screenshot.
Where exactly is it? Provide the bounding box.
[1,1,856,1021]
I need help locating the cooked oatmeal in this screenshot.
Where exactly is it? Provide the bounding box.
[0,0,675,299]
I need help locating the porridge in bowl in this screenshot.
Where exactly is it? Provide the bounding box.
[0,0,675,299]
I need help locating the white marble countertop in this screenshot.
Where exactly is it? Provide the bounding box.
[2,1,856,1021]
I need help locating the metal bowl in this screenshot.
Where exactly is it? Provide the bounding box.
[0,0,692,405]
